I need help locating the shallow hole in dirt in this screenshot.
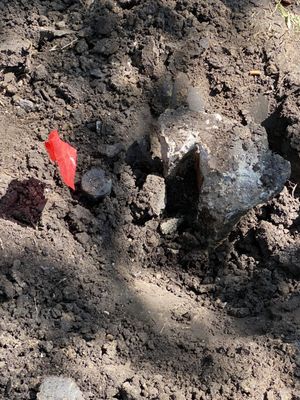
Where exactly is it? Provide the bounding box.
[117,0,139,9]
[126,138,163,188]
[165,154,199,219]
[130,206,152,226]
[0,178,47,227]
[0,64,27,79]
[262,108,300,183]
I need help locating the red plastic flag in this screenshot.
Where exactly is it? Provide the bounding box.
[45,130,77,190]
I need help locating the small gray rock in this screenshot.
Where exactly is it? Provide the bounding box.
[121,381,141,400]
[39,27,74,40]
[32,64,48,81]
[56,20,66,30]
[16,99,35,112]
[187,86,205,112]
[160,218,181,235]
[95,120,102,134]
[2,72,15,86]
[37,376,84,400]
[90,68,103,79]
[5,84,17,96]
[75,232,90,245]
[81,167,112,200]
[99,143,124,158]
[0,34,31,68]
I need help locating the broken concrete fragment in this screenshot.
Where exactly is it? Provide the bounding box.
[81,167,112,200]
[160,218,182,235]
[187,87,205,113]
[158,108,290,244]
[137,175,166,217]
[16,99,36,112]
[37,376,84,400]
[39,27,74,40]
[0,34,31,68]
[99,143,124,158]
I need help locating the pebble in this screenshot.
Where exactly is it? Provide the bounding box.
[277,281,290,296]
[16,98,35,112]
[56,20,66,29]
[75,232,90,245]
[121,381,141,399]
[6,84,17,96]
[187,86,205,112]
[2,72,15,85]
[95,120,102,134]
[160,218,181,235]
[81,167,112,200]
[32,65,48,81]
[37,376,84,400]
[90,68,103,79]
[140,175,166,217]
[239,378,256,394]
[198,284,215,294]
[99,143,124,158]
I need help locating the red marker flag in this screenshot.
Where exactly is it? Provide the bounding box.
[45,130,77,190]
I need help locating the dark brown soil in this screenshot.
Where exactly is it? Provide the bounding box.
[0,0,299,399]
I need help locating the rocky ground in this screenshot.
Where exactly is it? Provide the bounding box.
[0,0,299,399]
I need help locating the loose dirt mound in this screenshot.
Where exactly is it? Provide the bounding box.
[0,0,299,399]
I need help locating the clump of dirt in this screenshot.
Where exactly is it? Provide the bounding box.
[0,0,299,399]
[0,178,46,226]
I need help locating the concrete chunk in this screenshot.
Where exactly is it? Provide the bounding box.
[158,108,290,244]
[137,175,166,217]
[37,376,84,400]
